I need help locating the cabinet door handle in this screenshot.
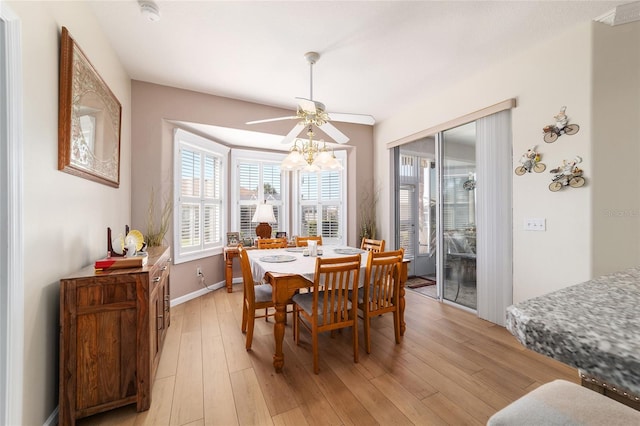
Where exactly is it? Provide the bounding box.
[161,266,168,271]
[153,277,161,283]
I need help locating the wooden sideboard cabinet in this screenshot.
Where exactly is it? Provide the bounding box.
[59,246,171,426]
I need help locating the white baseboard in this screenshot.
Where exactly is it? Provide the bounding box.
[169,278,241,307]
[44,406,58,426]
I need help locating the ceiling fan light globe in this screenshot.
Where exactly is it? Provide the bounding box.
[314,150,333,167]
[327,158,343,170]
[303,163,321,173]
[282,150,304,170]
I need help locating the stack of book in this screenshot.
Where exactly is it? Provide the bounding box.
[95,253,148,271]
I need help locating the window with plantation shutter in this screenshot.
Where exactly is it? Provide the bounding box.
[174,129,229,263]
[231,150,287,241]
[295,151,346,245]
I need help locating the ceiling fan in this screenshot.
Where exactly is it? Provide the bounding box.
[246,51,375,145]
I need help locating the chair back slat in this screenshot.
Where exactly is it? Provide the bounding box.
[239,247,255,302]
[313,255,360,328]
[363,249,404,313]
[257,237,287,249]
[361,238,385,253]
[295,235,323,247]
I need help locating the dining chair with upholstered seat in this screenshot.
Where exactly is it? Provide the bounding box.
[295,235,323,247]
[292,254,361,374]
[239,246,276,350]
[360,238,385,253]
[256,237,287,249]
[358,248,404,354]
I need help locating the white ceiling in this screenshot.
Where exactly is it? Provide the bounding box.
[87,0,623,148]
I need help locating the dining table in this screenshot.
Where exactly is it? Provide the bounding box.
[246,246,409,372]
[505,266,640,407]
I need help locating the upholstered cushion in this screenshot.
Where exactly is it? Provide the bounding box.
[293,291,352,322]
[254,283,273,303]
[353,285,391,305]
[487,379,640,426]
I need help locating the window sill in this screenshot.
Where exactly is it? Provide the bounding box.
[173,246,223,265]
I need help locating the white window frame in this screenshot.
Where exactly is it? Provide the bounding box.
[292,150,347,245]
[173,129,229,264]
[230,149,288,240]
[0,5,24,425]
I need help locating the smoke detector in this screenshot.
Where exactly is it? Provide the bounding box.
[139,0,161,22]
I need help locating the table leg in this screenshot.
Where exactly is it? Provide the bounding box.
[225,254,233,293]
[399,261,408,336]
[272,302,286,372]
[399,285,406,336]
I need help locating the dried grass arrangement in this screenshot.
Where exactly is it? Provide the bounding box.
[145,187,172,247]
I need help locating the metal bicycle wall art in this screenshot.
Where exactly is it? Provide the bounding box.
[542,106,579,143]
[548,156,585,192]
[515,146,546,175]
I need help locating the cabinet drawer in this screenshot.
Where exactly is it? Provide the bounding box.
[74,276,138,309]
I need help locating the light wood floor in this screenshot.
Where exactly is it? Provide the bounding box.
[77,283,578,426]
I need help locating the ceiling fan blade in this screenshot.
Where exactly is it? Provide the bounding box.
[281,122,306,144]
[319,122,349,144]
[246,116,297,125]
[328,112,376,126]
[296,97,325,114]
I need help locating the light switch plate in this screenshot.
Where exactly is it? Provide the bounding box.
[524,218,546,231]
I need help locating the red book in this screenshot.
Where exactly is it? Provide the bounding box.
[95,253,148,271]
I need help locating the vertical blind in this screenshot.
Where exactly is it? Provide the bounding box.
[475,110,513,326]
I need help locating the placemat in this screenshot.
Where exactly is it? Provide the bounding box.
[259,255,297,263]
[285,247,306,252]
[333,248,365,255]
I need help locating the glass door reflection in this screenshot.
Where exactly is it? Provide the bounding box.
[441,123,477,310]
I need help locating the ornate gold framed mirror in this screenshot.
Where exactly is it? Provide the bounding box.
[58,26,122,188]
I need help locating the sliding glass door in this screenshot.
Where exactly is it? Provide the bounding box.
[440,123,477,310]
[396,141,437,285]
[398,184,416,277]
[394,105,512,323]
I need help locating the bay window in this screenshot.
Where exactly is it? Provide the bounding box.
[231,150,287,240]
[294,151,346,245]
[173,129,229,263]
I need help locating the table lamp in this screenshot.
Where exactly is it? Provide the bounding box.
[252,202,276,239]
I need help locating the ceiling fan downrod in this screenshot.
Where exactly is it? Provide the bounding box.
[304,51,320,101]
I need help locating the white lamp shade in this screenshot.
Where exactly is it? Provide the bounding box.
[282,150,306,170]
[326,155,343,170]
[312,150,333,168]
[252,203,277,223]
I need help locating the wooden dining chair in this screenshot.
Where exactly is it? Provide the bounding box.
[360,238,385,253]
[292,254,361,374]
[295,235,323,247]
[239,246,275,350]
[256,237,287,249]
[358,248,404,354]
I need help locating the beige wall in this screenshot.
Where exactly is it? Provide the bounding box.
[592,21,640,277]
[131,81,374,299]
[8,1,132,424]
[375,21,640,304]
[11,2,636,423]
